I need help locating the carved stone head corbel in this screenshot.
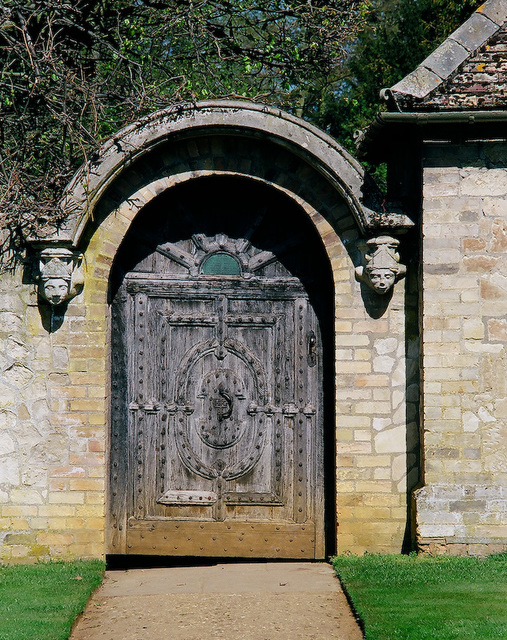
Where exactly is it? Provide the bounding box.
[36,248,84,306]
[355,236,406,295]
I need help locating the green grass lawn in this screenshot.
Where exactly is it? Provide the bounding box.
[333,553,507,640]
[0,560,104,640]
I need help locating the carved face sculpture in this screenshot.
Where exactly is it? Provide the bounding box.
[41,277,71,306]
[366,267,397,294]
[36,248,84,306]
[355,235,407,295]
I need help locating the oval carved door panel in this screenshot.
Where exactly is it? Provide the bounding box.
[109,234,324,558]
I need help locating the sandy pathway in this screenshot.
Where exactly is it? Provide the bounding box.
[70,562,363,640]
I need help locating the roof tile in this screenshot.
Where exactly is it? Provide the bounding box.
[477,0,507,26]
[391,67,442,99]
[450,12,500,51]
[423,40,470,80]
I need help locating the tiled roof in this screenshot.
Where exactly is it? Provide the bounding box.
[386,0,507,111]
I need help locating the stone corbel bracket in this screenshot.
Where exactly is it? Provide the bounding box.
[355,236,407,295]
[35,247,84,306]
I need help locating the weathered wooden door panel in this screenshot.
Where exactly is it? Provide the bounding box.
[109,234,324,558]
[126,521,317,558]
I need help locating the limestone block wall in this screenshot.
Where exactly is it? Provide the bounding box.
[0,271,50,560]
[418,141,507,554]
[335,254,420,554]
[0,267,106,563]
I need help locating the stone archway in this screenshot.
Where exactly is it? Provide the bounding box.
[21,101,415,560]
[37,100,412,248]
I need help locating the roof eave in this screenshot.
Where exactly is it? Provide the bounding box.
[357,109,507,162]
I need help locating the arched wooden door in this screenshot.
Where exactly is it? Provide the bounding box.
[109,229,325,559]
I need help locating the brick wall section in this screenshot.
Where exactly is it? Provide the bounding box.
[0,134,417,560]
[418,141,507,554]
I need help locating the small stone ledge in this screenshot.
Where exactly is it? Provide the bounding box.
[418,539,507,556]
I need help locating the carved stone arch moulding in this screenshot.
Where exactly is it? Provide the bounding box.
[26,101,415,312]
[27,100,414,248]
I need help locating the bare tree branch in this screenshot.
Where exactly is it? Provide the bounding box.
[0,0,368,266]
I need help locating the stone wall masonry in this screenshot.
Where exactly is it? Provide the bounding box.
[419,141,507,553]
[0,267,106,562]
[416,484,507,555]
[0,131,418,561]
[334,248,420,555]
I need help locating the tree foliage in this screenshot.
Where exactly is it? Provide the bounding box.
[0,0,367,252]
[317,0,484,152]
[0,0,487,259]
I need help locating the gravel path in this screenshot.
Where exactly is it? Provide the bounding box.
[71,562,363,640]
